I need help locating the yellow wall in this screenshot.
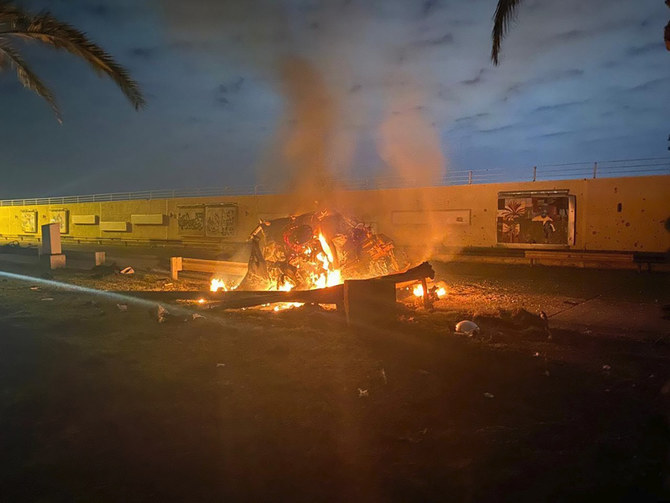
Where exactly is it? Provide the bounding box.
[1,175,668,253]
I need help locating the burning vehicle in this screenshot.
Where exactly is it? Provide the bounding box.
[236,210,407,291]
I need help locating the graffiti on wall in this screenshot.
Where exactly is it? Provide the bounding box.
[205,205,237,238]
[178,204,238,238]
[49,209,69,234]
[497,193,574,245]
[177,206,205,236]
[20,210,38,233]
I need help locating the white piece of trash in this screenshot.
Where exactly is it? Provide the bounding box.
[117,303,128,312]
[455,320,480,336]
[120,266,134,275]
[358,388,369,398]
[483,392,495,399]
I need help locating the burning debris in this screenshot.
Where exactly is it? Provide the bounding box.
[234,210,406,292]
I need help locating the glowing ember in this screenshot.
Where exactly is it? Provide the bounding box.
[272,302,304,312]
[198,298,206,304]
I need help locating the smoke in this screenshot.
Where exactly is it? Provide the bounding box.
[156,0,451,256]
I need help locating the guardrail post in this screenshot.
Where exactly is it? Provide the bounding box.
[468,170,473,185]
[593,162,598,179]
[533,166,537,182]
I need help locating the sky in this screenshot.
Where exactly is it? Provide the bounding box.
[0,0,668,198]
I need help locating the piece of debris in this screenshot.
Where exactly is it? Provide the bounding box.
[380,368,387,385]
[602,364,612,371]
[455,320,480,336]
[544,370,551,377]
[157,304,169,323]
[358,388,369,398]
[40,297,54,301]
[192,313,205,320]
[116,303,128,312]
[216,363,226,368]
[417,369,430,375]
[164,282,173,287]
[533,352,540,357]
[483,392,495,399]
[29,286,40,291]
[120,266,134,275]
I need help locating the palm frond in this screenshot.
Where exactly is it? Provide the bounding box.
[0,37,61,122]
[0,2,145,110]
[491,0,523,65]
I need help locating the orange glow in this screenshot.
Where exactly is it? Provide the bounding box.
[413,284,424,297]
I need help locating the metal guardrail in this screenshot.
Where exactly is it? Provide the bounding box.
[1,157,668,207]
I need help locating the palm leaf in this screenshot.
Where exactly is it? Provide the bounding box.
[491,0,523,65]
[0,38,61,122]
[0,2,145,110]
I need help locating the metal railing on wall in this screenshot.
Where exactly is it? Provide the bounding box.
[1,157,668,207]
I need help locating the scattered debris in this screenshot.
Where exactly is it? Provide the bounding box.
[358,388,369,398]
[156,304,171,323]
[380,368,387,385]
[164,282,173,287]
[116,303,128,312]
[455,320,480,336]
[120,266,135,275]
[483,392,495,399]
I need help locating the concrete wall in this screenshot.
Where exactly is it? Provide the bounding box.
[1,175,668,253]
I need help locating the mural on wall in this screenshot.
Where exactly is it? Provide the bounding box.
[20,210,38,233]
[497,192,574,245]
[49,209,69,234]
[177,205,205,236]
[205,204,238,238]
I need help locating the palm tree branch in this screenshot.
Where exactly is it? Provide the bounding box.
[491,0,523,65]
[1,8,145,109]
[0,37,61,121]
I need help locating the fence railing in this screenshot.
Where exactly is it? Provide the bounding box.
[1,157,668,207]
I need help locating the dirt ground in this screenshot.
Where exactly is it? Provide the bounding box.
[1,260,669,502]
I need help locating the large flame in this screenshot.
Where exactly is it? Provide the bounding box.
[314,233,343,288]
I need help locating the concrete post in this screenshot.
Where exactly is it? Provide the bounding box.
[40,223,66,269]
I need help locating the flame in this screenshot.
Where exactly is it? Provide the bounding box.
[313,233,343,288]
[413,283,447,298]
[277,280,295,292]
[210,278,227,292]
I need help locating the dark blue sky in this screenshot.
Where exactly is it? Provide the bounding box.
[0,0,668,198]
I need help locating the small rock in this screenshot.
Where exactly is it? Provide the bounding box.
[358,388,369,398]
[117,303,128,312]
[40,297,54,301]
[483,392,495,399]
[602,364,612,371]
